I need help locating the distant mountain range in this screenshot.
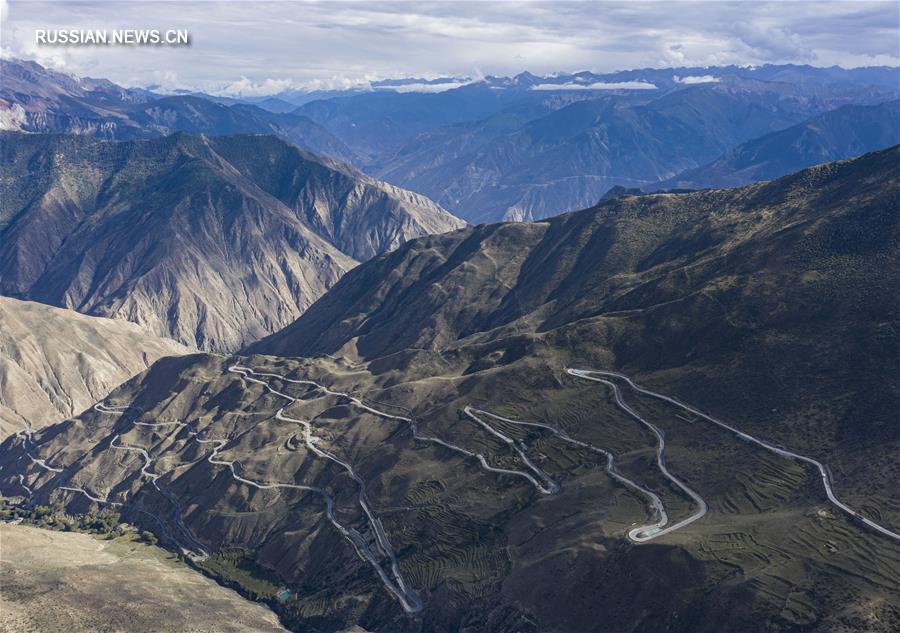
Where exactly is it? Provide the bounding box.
[0,59,357,163]
[655,99,900,190]
[266,64,900,105]
[318,73,897,222]
[3,58,898,224]
[0,132,463,351]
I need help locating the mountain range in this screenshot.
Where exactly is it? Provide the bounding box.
[2,54,899,633]
[4,59,898,224]
[4,149,897,632]
[251,147,900,466]
[347,75,899,221]
[655,99,900,190]
[0,131,463,351]
[0,59,357,163]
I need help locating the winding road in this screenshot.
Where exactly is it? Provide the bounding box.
[568,368,900,543]
[464,407,668,537]
[110,435,162,489]
[236,366,568,496]
[462,408,560,494]
[15,403,210,560]
[563,371,708,540]
[15,423,64,474]
[9,359,897,622]
[225,366,422,613]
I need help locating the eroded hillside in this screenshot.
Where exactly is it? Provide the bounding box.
[0,132,464,351]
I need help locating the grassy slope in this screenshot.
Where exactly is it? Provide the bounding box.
[0,523,287,632]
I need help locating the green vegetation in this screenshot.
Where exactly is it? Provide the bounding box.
[198,551,282,601]
[0,498,125,536]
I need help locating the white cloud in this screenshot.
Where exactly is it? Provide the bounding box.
[218,76,301,97]
[531,81,658,91]
[374,81,471,93]
[1,1,897,95]
[673,74,719,84]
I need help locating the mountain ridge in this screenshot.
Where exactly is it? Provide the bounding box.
[0,58,357,163]
[0,131,464,351]
[657,99,900,190]
[360,77,898,222]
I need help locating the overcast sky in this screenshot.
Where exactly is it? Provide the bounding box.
[2,1,898,95]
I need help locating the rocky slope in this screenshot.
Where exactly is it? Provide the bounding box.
[2,151,897,632]
[0,296,190,437]
[0,132,463,351]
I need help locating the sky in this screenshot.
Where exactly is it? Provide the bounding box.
[1,0,898,95]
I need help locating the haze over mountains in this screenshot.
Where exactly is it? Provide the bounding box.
[4,149,898,632]
[0,131,463,351]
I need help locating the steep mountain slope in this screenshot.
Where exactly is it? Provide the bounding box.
[0,296,190,437]
[0,59,356,163]
[0,132,463,350]
[3,151,897,632]
[660,99,900,189]
[207,135,462,261]
[251,146,900,498]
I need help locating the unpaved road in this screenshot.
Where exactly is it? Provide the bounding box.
[568,368,900,543]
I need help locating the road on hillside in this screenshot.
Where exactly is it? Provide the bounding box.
[568,368,900,543]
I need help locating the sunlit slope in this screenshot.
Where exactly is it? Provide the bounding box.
[0,296,190,437]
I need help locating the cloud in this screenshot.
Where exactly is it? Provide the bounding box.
[1,1,897,95]
[673,74,719,84]
[732,22,814,62]
[531,81,658,91]
[218,76,302,97]
[374,81,472,93]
